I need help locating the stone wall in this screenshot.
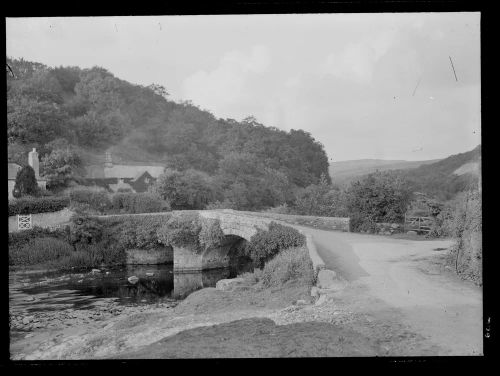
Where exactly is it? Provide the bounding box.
[373,222,404,235]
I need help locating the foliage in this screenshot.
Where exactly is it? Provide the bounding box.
[69,186,112,213]
[69,213,104,246]
[110,192,170,214]
[260,246,314,288]
[397,145,481,201]
[205,200,236,210]
[198,218,225,251]
[265,203,293,215]
[156,212,202,251]
[100,214,168,250]
[345,171,413,232]
[9,237,73,266]
[7,57,331,212]
[215,152,293,210]
[9,226,70,249]
[152,169,216,210]
[293,174,348,217]
[40,139,82,190]
[8,196,69,216]
[13,165,39,197]
[245,222,305,268]
[447,189,482,284]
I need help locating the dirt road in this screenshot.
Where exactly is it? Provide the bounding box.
[297,226,483,356]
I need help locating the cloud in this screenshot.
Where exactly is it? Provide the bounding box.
[322,31,395,84]
[181,45,271,117]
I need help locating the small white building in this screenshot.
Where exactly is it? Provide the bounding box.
[8,148,47,199]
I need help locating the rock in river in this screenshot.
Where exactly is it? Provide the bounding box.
[128,276,139,284]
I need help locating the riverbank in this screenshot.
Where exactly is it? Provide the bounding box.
[10,279,315,359]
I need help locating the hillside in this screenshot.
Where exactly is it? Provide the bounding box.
[398,145,481,201]
[7,57,332,210]
[329,159,440,186]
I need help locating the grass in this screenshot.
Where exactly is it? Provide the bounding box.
[239,246,314,289]
[9,237,73,267]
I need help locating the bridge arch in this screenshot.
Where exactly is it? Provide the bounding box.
[174,210,272,271]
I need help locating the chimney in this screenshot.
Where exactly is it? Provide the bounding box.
[28,148,40,179]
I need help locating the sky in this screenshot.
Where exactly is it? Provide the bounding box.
[6,13,481,162]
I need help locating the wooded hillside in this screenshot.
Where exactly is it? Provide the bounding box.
[7,57,330,210]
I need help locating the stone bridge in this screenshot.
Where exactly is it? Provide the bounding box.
[174,210,275,272]
[96,209,350,272]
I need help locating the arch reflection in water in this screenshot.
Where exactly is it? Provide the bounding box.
[172,268,231,299]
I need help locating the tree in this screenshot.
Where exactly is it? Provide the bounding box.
[294,173,347,216]
[152,169,216,210]
[13,165,39,197]
[40,139,82,190]
[345,171,413,232]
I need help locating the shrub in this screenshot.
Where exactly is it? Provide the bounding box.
[448,189,482,284]
[99,214,169,250]
[157,212,202,251]
[205,200,235,210]
[13,165,39,197]
[152,168,217,210]
[8,195,70,216]
[245,222,305,268]
[9,226,70,252]
[345,171,413,232]
[69,241,126,268]
[69,213,104,246]
[55,250,94,270]
[260,246,314,288]
[69,187,112,214]
[9,237,73,266]
[265,204,292,215]
[111,192,169,214]
[198,218,225,251]
[349,213,377,233]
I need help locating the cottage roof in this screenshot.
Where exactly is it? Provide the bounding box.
[103,165,164,179]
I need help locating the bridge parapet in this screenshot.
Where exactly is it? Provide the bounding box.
[198,210,272,241]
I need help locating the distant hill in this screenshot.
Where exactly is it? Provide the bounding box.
[331,145,481,201]
[398,145,481,201]
[329,158,441,186]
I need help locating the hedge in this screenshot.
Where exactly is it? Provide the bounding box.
[69,187,170,215]
[96,214,170,250]
[111,192,169,214]
[69,187,112,213]
[8,196,70,216]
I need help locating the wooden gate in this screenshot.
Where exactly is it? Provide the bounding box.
[17,214,32,230]
[404,214,434,234]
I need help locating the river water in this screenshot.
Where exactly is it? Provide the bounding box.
[9,259,253,315]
